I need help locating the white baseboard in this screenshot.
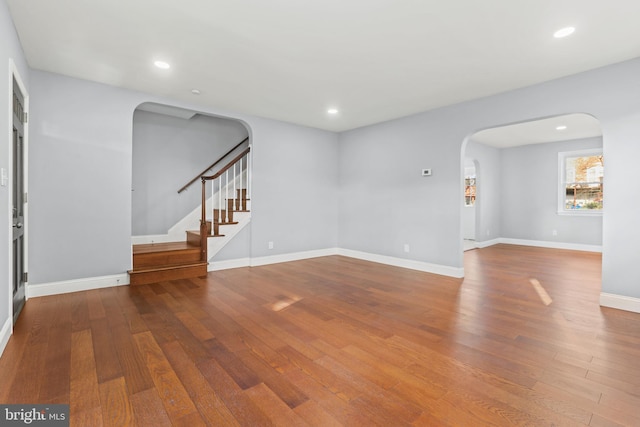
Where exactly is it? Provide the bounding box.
[209,249,339,272]
[337,249,464,278]
[0,317,11,359]
[476,238,501,249]
[499,238,602,253]
[132,234,176,245]
[25,239,600,298]
[250,248,339,267]
[211,248,466,280]
[208,258,251,271]
[27,273,129,298]
[600,293,640,314]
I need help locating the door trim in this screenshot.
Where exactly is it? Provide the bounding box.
[8,59,29,330]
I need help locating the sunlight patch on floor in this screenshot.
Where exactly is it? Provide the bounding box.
[530,278,553,306]
[268,295,302,312]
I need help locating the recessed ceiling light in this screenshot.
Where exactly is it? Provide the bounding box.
[191,89,201,95]
[154,60,170,69]
[327,108,339,115]
[553,27,575,38]
[556,125,567,131]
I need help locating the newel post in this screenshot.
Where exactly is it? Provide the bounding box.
[200,177,208,262]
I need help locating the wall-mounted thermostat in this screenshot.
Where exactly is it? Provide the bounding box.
[422,169,432,176]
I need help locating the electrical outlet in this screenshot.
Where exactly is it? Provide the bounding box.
[268,241,274,250]
[552,229,558,236]
[404,244,410,253]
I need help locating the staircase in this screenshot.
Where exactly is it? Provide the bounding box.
[129,241,207,285]
[129,143,251,285]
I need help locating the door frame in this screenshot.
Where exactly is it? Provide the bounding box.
[8,59,29,328]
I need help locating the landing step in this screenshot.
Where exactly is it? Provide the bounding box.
[131,241,207,285]
[133,242,201,269]
[128,261,208,285]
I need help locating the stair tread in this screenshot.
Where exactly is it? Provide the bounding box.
[188,230,226,238]
[133,242,198,254]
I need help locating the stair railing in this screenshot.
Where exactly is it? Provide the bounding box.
[178,136,249,194]
[199,147,251,261]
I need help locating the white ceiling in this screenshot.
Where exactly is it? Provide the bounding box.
[471,113,602,148]
[6,0,640,133]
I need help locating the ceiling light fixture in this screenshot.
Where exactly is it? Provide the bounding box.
[556,125,567,130]
[553,27,575,38]
[327,108,339,115]
[154,60,170,69]
[191,89,201,95]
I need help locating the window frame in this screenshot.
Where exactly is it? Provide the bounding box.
[557,148,603,216]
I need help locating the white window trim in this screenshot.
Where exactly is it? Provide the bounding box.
[557,148,603,216]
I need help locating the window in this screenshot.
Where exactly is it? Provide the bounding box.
[559,149,603,214]
[464,168,476,207]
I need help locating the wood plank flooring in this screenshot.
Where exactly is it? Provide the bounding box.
[1,244,639,426]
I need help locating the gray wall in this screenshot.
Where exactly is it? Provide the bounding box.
[249,116,339,257]
[132,110,248,235]
[500,137,603,245]
[29,73,139,283]
[205,116,342,261]
[464,141,501,243]
[27,70,339,285]
[338,115,463,266]
[1,0,30,328]
[338,58,640,300]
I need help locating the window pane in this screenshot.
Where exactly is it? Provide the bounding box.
[564,185,603,210]
[563,154,603,211]
[464,177,476,206]
[565,155,603,184]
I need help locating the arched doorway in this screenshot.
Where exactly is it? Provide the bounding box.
[461,113,603,254]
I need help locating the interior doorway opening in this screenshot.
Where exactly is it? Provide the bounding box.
[11,67,29,325]
[460,112,603,261]
[463,158,477,251]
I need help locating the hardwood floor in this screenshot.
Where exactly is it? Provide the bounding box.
[1,244,639,426]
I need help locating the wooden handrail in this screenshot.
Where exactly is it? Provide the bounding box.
[199,146,251,262]
[178,137,249,194]
[202,147,251,181]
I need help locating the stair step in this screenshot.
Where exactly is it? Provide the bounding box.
[133,242,201,269]
[130,242,208,285]
[128,262,208,285]
[187,230,226,239]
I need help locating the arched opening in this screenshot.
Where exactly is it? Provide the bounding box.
[460,112,603,262]
[131,102,250,242]
[129,102,253,284]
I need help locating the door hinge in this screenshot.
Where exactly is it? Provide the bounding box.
[23,272,28,283]
[24,192,28,203]
[23,112,28,123]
